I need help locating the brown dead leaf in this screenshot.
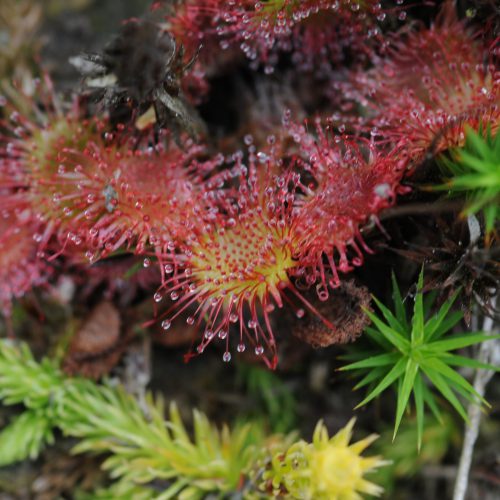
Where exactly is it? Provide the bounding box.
[292,281,372,348]
[63,301,125,379]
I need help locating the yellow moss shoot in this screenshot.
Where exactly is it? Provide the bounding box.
[263,418,388,499]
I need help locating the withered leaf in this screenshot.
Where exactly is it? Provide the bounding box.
[63,301,124,379]
[292,281,372,348]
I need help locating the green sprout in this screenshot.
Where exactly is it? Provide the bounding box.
[438,126,500,238]
[340,269,500,449]
[0,340,269,498]
[0,339,388,498]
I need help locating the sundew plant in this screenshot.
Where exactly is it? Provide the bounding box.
[0,0,498,498]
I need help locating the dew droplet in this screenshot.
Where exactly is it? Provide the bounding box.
[374,183,391,198]
[161,320,171,330]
